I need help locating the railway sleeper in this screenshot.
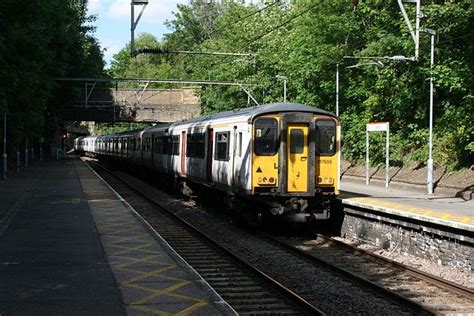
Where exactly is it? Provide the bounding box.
[231,303,298,311]
[239,311,301,316]
[219,291,271,298]
[213,286,264,293]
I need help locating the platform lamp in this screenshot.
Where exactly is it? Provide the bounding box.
[2,111,6,180]
[130,0,148,57]
[422,28,437,195]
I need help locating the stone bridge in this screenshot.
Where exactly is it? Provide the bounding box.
[61,87,201,123]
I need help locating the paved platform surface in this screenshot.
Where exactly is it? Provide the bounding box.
[340,180,474,231]
[0,158,234,315]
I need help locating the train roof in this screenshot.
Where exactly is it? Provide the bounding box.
[173,102,336,126]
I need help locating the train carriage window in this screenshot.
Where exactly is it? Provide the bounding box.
[163,136,171,154]
[315,119,336,156]
[238,132,243,157]
[215,131,230,161]
[171,135,180,155]
[154,136,163,154]
[187,133,205,158]
[254,118,279,156]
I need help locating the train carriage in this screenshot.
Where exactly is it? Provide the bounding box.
[75,102,340,222]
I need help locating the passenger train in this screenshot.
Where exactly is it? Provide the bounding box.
[75,102,340,223]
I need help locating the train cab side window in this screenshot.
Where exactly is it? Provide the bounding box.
[315,119,336,156]
[254,118,278,156]
[215,132,230,161]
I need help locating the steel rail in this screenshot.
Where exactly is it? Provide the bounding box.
[88,160,325,316]
[315,233,474,299]
[261,233,436,316]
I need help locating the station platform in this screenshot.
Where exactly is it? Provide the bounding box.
[340,180,474,232]
[0,158,235,315]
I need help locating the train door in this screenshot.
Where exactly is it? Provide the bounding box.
[151,134,154,169]
[206,128,213,182]
[231,126,237,186]
[287,124,309,192]
[180,131,186,176]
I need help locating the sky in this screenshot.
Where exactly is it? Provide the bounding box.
[87,0,189,67]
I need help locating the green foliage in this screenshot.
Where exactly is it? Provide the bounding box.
[95,123,151,136]
[108,0,473,169]
[0,0,105,148]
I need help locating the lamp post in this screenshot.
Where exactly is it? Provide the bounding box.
[336,64,339,116]
[2,111,6,180]
[276,75,287,102]
[335,64,341,191]
[423,28,436,194]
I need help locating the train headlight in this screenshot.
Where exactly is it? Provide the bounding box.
[317,177,334,184]
[258,176,276,185]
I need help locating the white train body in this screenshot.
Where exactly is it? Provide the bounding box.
[75,103,340,222]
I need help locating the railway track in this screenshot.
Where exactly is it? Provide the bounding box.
[269,234,474,315]
[88,159,472,315]
[88,160,321,315]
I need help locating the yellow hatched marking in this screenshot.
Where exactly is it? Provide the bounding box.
[111,254,164,264]
[110,244,163,256]
[129,304,173,316]
[107,232,210,314]
[130,301,209,316]
[119,265,177,284]
[127,281,193,304]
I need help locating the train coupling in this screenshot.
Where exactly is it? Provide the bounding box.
[270,198,308,216]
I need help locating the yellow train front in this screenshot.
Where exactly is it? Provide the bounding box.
[250,109,339,222]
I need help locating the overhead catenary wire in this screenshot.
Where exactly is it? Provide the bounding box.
[438,31,474,44]
[212,0,281,35]
[245,2,322,48]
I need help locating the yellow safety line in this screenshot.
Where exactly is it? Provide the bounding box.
[345,196,474,225]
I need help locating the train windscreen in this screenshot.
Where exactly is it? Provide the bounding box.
[315,120,336,156]
[254,118,278,156]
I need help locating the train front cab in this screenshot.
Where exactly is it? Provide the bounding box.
[251,112,339,222]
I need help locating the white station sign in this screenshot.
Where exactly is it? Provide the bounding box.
[366,122,389,132]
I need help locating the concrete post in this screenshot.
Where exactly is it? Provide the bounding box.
[427,32,435,194]
[366,130,369,185]
[16,144,20,172]
[2,111,6,180]
[25,139,28,167]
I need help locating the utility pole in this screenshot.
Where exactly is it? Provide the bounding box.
[16,142,20,172]
[2,111,6,180]
[335,64,341,191]
[336,64,339,117]
[130,0,148,57]
[397,0,421,61]
[423,28,436,194]
[25,139,28,168]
